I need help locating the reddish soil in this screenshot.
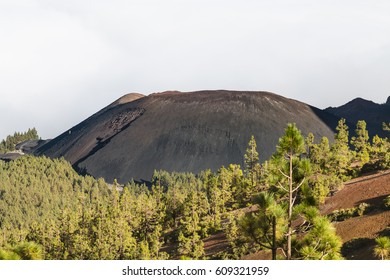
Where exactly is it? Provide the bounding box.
[321,170,390,214]
[203,170,390,260]
[203,232,229,257]
[322,170,390,259]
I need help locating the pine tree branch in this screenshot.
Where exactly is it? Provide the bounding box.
[280,248,287,259]
[292,193,298,208]
[248,230,272,250]
[292,178,305,193]
[277,182,288,193]
[278,168,290,179]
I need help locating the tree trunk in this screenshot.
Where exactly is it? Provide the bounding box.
[287,152,293,260]
[272,215,277,260]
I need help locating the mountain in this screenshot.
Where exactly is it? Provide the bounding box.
[36,90,338,183]
[325,97,390,137]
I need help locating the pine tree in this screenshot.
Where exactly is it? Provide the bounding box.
[330,119,352,180]
[0,128,39,153]
[11,241,43,260]
[308,136,331,173]
[298,207,343,260]
[351,120,370,167]
[244,135,261,190]
[383,122,390,132]
[117,188,138,259]
[217,166,234,211]
[138,240,151,260]
[177,191,206,259]
[0,248,21,260]
[165,182,187,229]
[228,164,247,207]
[273,123,310,260]
[202,170,223,231]
[318,137,331,172]
[374,236,390,260]
[239,192,286,260]
[303,135,340,205]
[224,212,248,259]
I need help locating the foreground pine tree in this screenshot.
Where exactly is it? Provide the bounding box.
[298,207,343,260]
[273,123,311,260]
[239,192,286,260]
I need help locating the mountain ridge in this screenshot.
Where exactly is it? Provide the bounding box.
[325,96,390,137]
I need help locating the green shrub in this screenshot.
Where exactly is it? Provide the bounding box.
[0,242,42,260]
[329,203,370,221]
[374,236,390,260]
[384,196,390,209]
[0,248,21,260]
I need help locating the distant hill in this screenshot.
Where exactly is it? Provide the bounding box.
[325,97,390,137]
[36,90,339,183]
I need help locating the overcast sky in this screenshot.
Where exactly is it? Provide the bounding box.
[1,0,390,140]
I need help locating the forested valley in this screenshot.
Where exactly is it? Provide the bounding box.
[1,120,389,260]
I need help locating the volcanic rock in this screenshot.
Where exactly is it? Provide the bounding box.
[36,90,338,183]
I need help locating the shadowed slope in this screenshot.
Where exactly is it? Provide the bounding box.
[37,90,337,183]
[325,97,390,137]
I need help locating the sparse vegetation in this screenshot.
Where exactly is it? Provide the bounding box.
[328,203,370,222]
[384,196,390,209]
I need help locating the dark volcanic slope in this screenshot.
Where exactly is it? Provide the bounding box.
[325,97,390,137]
[37,90,337,183]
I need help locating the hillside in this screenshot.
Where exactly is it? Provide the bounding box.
[325,97,390,137]
[321,170,390,259]
[36,90,338,183]
[235,170,390,260]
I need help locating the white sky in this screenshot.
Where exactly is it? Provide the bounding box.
[1,0,390,140]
